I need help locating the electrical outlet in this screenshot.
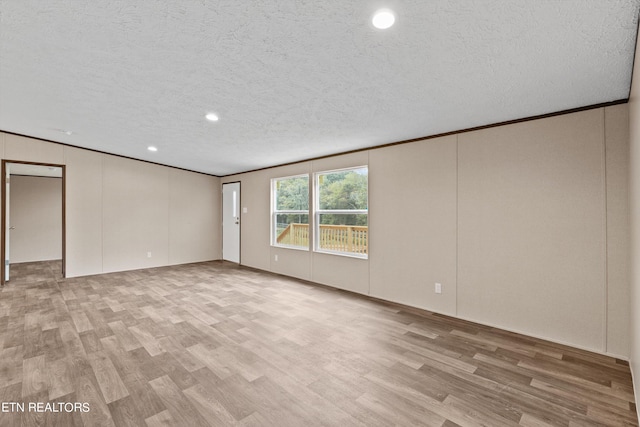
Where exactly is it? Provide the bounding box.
[147,252,152,258]
[435,282,442,294]
[274,254,278,262]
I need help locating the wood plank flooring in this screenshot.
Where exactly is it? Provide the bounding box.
[0,260,636,426]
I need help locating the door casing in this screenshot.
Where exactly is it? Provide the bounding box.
[1,160,66,285]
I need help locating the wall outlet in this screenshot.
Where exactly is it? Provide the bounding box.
[435,282,442,294]
[147,252,152,258]
[243,207,248,214]
[274,254,278,262]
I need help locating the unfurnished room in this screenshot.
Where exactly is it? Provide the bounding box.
[1,1,640,426]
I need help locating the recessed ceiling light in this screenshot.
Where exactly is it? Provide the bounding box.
[147,146,158,152]
[372,9,395,29]
[205,113,219,122]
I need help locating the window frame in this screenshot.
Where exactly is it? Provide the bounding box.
[313,166,369,259]
[270,174,311,250]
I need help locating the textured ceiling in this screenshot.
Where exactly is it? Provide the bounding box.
[0,1,639,176]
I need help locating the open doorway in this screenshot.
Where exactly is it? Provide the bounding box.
[1,160,65,285]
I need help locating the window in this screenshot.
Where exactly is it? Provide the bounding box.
[271,175,309,249]
[315,167,368,257]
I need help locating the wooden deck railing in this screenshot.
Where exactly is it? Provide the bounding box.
[277,223,368,255]
[276,223,310,248]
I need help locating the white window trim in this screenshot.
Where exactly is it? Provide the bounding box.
[271,174,310,250]
[313,166,369,259]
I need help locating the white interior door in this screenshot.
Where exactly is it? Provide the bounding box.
[4,165,10,281]
[222,182,240,263]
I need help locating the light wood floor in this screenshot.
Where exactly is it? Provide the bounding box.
[6,260,63,285]
[0,260,636,426]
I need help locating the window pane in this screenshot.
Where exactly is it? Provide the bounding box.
[275,214,309,248]
[317,214,368,255]
[317,168,368,211]
[275,176,309,211]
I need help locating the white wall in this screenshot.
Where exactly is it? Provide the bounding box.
[223,105,629,358]
[0,132,221,278]
[9,175,62,263]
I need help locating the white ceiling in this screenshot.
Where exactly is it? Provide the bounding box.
[0,1,638,176]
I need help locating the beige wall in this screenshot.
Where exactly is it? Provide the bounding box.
[458,109,607,351]
[65,147,104,276]
[369,136,457,314]
[628,32,640,415]
[0,132,221,278]
[102,156,171,272]
[223,105,629,358]
[169,169,220,266]
[9,175,62,263]
[605,105,631,358]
